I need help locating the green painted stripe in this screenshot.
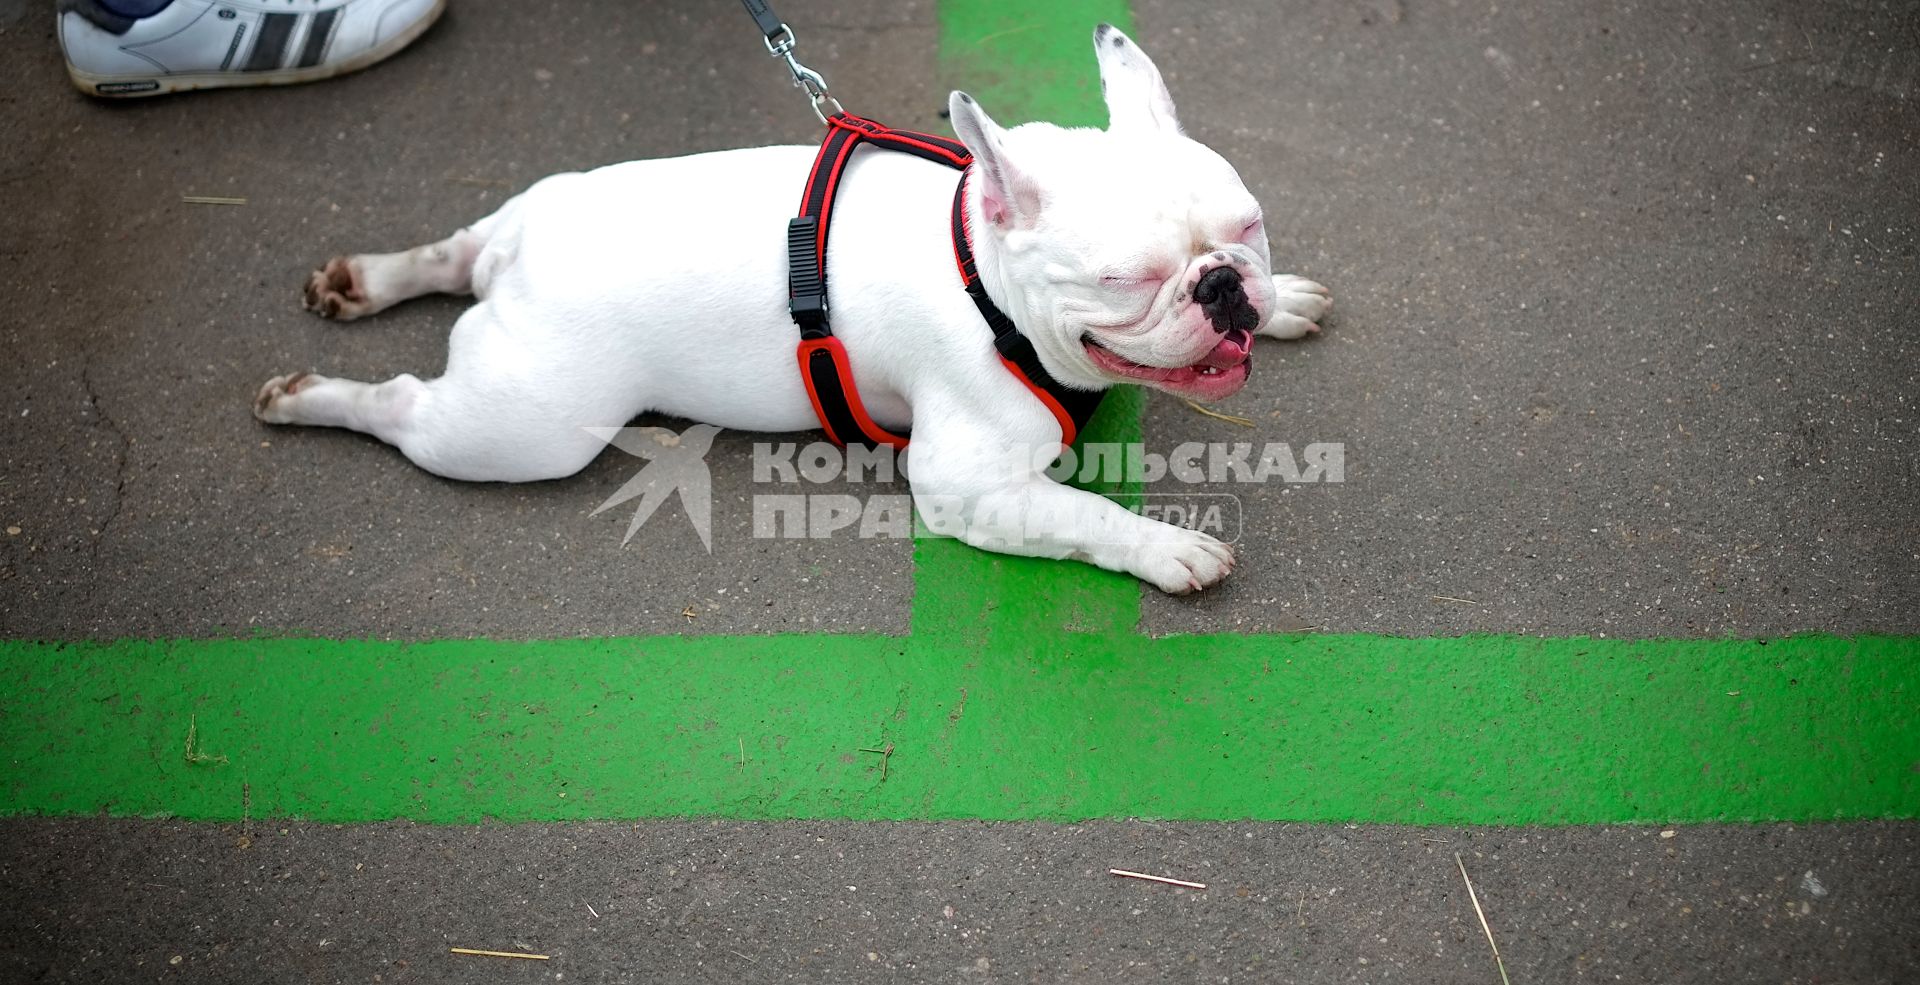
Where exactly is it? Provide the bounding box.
[3,634,1914,823]
[914,0,1148,645]
[910,388,1148,643]
[4,0,1916,828]
[940,0,1133,128]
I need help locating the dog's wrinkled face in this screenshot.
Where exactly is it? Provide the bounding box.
[1033,136,1278,402]
[950,25,1279,401]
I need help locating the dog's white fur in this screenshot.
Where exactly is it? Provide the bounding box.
[256,27,1330,594]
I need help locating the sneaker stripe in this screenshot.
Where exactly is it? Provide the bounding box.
[219,22,248,71]
[243,12,298,72]
[295,9,341,70]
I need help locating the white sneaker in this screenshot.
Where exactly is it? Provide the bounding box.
[59,0,446,98]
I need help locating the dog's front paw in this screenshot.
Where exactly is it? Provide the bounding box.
[1130,527,1236,594]
[1262,275,1332,339]
[253,372,314,424]
[303,257,370,320]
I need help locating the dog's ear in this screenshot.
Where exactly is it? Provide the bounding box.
[949,90,1042,229]
[1093,24,1181,135]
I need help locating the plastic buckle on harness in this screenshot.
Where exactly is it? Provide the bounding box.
[789,293,829,339]
[786,216,830,339]
[992,329,1033,362]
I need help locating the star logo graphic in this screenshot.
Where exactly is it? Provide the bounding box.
[583,424,722,551]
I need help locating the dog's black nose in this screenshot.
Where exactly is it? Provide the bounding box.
[1193,266,1241,306]
[1193,266,1257,334]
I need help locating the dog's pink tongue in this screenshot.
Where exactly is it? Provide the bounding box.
[1199,329,1253,369]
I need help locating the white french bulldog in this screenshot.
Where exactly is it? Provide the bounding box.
[254,25,1330,594]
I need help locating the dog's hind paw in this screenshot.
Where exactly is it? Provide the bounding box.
[254,372,314,424]
[302,257,370,320]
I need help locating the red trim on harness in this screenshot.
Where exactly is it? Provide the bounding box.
[997,356,1080,446]
[951,172,976,284]
[795,337,910,450]
[834,115,970,166]
[795,339,841,445]
[954,172,1079,445]
[876,132,970,167]
[799,141,831,213]
[814,138,860,267]
[790,114,1097,451]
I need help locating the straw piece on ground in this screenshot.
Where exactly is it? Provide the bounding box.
[1109,868,1207,890]
[1454,853,1512,985]
[1179,398,1255,428]
[181,196,247,206]
[183,714,227,765]
[449,947,549,960]
[1430,594,1481,605]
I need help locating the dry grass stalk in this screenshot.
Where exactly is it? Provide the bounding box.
[1179,398,1255,427]
[1109,868,1207,890]
[183,715,227,765]
[1455,853,1512,985]
[449,947,549,960]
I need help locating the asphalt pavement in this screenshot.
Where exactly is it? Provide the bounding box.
[1,0,1915,981]
[5,817,1916,984]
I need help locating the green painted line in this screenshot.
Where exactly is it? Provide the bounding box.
[3,0,1918,827]
[910,390,1147,644]
[2,634,1914,823]
[939,0,1135,129]
[916,0,1148,645]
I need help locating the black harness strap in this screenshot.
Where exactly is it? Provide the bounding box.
[947,173,1106,443]
[786,113,1103,450]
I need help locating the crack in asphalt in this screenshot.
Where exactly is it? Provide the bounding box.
[79,360,131,563]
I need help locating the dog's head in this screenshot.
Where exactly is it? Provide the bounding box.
[950,24,1277,402]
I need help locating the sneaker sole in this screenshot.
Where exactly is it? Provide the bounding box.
[65,0,447,98]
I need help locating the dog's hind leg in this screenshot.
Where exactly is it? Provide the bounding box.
[253,370,427,445]
[252,367,611,483]
[301,229,486,322]
[255,303,622,483]
[301,195,525,322]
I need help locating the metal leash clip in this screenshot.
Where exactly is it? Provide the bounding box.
[740,1,844,124]
[765,24,844,124]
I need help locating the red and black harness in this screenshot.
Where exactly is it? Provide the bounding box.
[785,113,1104,449]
